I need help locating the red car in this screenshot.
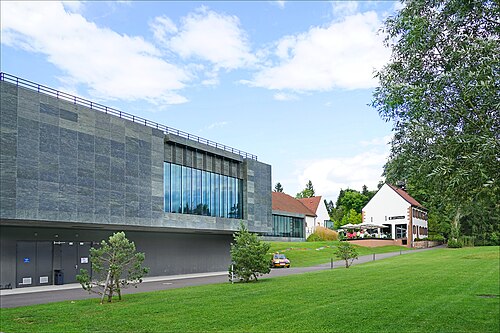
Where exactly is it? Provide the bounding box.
[270,253,290,268]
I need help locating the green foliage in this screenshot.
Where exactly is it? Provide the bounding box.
[76,232,149,304]
[447,239,463,248]
[331,187,378,228]
[334,241,359,268]
[373,0,500,243]
[340,209,362,227]
[296,180,315,198]
[274,182,284,193]
[229,223,271,282]
[459,236,475,247]
[306,233,322,242]
[427,234,445,242]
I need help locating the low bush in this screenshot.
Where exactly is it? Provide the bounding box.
[447,239,463,248]
[306,233,322,242]
[314,226,339,241]
[427,234,445,242]
[307,227,338,242]
[459,236,475,247]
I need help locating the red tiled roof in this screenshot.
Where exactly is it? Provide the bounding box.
[272,192,316,216]
[388,184,425,209]
[297,196,322,214]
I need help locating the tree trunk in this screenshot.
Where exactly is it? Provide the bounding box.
[100,270,112,304]
[116,279,122,301]
[452,208,462,241]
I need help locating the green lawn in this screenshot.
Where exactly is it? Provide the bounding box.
[1,247,498,333]
[269,240,409,267]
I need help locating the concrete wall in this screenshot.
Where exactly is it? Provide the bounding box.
[0,225,232,287]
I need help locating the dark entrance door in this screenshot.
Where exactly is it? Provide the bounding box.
[55,241,92,284]
[16,241,53,288]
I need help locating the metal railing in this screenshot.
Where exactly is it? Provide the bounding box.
[0,72,258,160]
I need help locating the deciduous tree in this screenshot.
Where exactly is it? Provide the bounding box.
[334,241,359,268]
[373,0,500,243]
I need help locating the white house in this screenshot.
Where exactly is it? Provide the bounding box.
[362,184,428,246]
[298,196,332,238]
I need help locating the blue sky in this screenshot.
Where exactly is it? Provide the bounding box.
[1,1,401,203]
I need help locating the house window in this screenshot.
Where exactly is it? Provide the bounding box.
[395,224,407,239]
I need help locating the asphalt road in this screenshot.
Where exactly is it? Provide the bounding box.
[0,247,439,309]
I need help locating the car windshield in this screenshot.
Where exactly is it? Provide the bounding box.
[274,254,286,259]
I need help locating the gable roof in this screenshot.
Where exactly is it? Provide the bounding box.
[272,192,317,217]
[297,196,322,214]
[387,184,425,209]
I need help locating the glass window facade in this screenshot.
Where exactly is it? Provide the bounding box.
[268,215,304,238]
[164,162,242,219]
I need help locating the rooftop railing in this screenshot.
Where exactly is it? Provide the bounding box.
[0,72,258,160]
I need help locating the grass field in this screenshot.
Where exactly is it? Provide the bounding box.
[269,240,409,267]
[1,246,498,333]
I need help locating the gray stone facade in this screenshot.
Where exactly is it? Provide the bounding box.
[0,80,272,233]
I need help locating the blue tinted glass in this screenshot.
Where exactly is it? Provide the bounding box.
[164,163,243,219]
[221,175,228,217]
[164,162,171,212]
[182,166,191,214]
[192,169,202,215]
[202,171,210,216]
[171,164,182,213]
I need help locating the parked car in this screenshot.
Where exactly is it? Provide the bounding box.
[270,253,290,268]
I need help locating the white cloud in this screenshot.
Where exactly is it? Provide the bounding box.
[162,7,256,70]
[273,92,298,101]
[331,1,358,17]
[206,121,228,130]
[360,135,392,147]
[245,11,390,92]
[295,137,391,201]
[1,1,190,105]
[61,1,83,13]
[149,16,178,45]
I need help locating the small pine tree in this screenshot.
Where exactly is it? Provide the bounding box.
[334,241,359,268]
[274,182,284,192]
[77,232,149,304]
[229,223,271,282]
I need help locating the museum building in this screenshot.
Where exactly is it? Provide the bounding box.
[0,73,272,288]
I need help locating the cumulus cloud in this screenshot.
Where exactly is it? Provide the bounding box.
[1,1,190,105]
[295,137,391,201]
[154,7,256,71]
[244,11,390,92]
[149,16,178,45]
